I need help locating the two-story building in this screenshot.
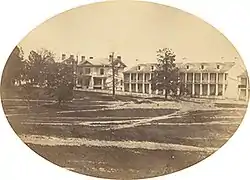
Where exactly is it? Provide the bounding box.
[123,62,236,99]
[123,63,155,94]
[237,71,250,101]
[75,55,126,91]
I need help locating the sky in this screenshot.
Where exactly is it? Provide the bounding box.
[18,1,245,69]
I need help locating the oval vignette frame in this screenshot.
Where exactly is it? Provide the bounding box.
[0,1,249,180]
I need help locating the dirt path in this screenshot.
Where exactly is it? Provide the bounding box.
[20,134,217,153]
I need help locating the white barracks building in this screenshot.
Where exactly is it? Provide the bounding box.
[123,61,249,101]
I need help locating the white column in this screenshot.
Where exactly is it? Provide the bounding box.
[222,73,225,98]
[89,76,94,89]
[192,73,195,95]
[149,73,152,94]
[129,73,132,92]
[207,73,210,96]
[200,73,203,96]
[135,73,138,93]
[215,73,219,96]
[142,73,145,93]
[101,78,104,90]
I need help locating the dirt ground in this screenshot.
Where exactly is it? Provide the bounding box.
[1,90,246,179]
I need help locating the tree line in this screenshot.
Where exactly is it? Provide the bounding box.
[1,46,75,106]
[1,46,184,103]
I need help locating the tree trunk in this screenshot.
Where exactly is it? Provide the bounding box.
[164,89,168,100]
[58,99,61,107]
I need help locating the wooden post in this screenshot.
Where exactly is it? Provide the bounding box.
[110,52,115,99]
[200,73,203,96]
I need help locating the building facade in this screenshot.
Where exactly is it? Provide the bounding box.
[70,55,127,91]
[237,71,250,101]
[123,62,236,99]
[123,63,155,94]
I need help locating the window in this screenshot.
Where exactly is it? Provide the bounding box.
[195,73,201,83]
[241,78,247,86]
[210,84,216,95]
[151,66,154,71]
[225,73,228,81]
[217,65,220,69]
[138,73,143,81]
[100,68,104,75]
[85,68,91,74]
[124,74,130,82]
[187,65,189,69]
[202,84,208,96]
[210,73,216,83]
[201,65,204,69]
[79,68,83,75]
[187,73,193,82]
[124,83,129,92]
[202,73,208,82]
[218,73,223,83]
[120,80,123,86]
[145,84,149,94]
[131,73,136,81]
[218,84,223,96]
[131,84,136,92]
[137,66,141,70]
[145,73,150,82]
[138,84,143,93]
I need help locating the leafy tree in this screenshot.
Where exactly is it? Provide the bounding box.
[25,49,55,86]
[1,46,24,88]
[54,83,74,106]
[46,62,74,106]
[18,83,34,110]
[151,48,181,100]
[20,49,75,107]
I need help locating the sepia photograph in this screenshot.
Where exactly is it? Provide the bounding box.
[0,1,249,179]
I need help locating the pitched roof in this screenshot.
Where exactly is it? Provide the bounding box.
[78,57,127,67]
[124,63,157,73]
[178,62,235,73]
[238,71,249,78]
[124,62,235,73]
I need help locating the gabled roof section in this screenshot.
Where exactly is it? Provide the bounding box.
[124,63,158,73]
[178,62,235,73]
[124,62,235,73]
[78,57,127,67]
[238,70,249,78]
[79,60,93,66]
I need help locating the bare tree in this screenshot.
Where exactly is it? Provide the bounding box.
[109,52,116,99]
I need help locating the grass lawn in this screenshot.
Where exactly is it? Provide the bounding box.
[1,88,246,179]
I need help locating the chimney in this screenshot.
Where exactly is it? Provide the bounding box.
[81,56,85,61]
[117,56,121,60]
[62,54,66,60]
